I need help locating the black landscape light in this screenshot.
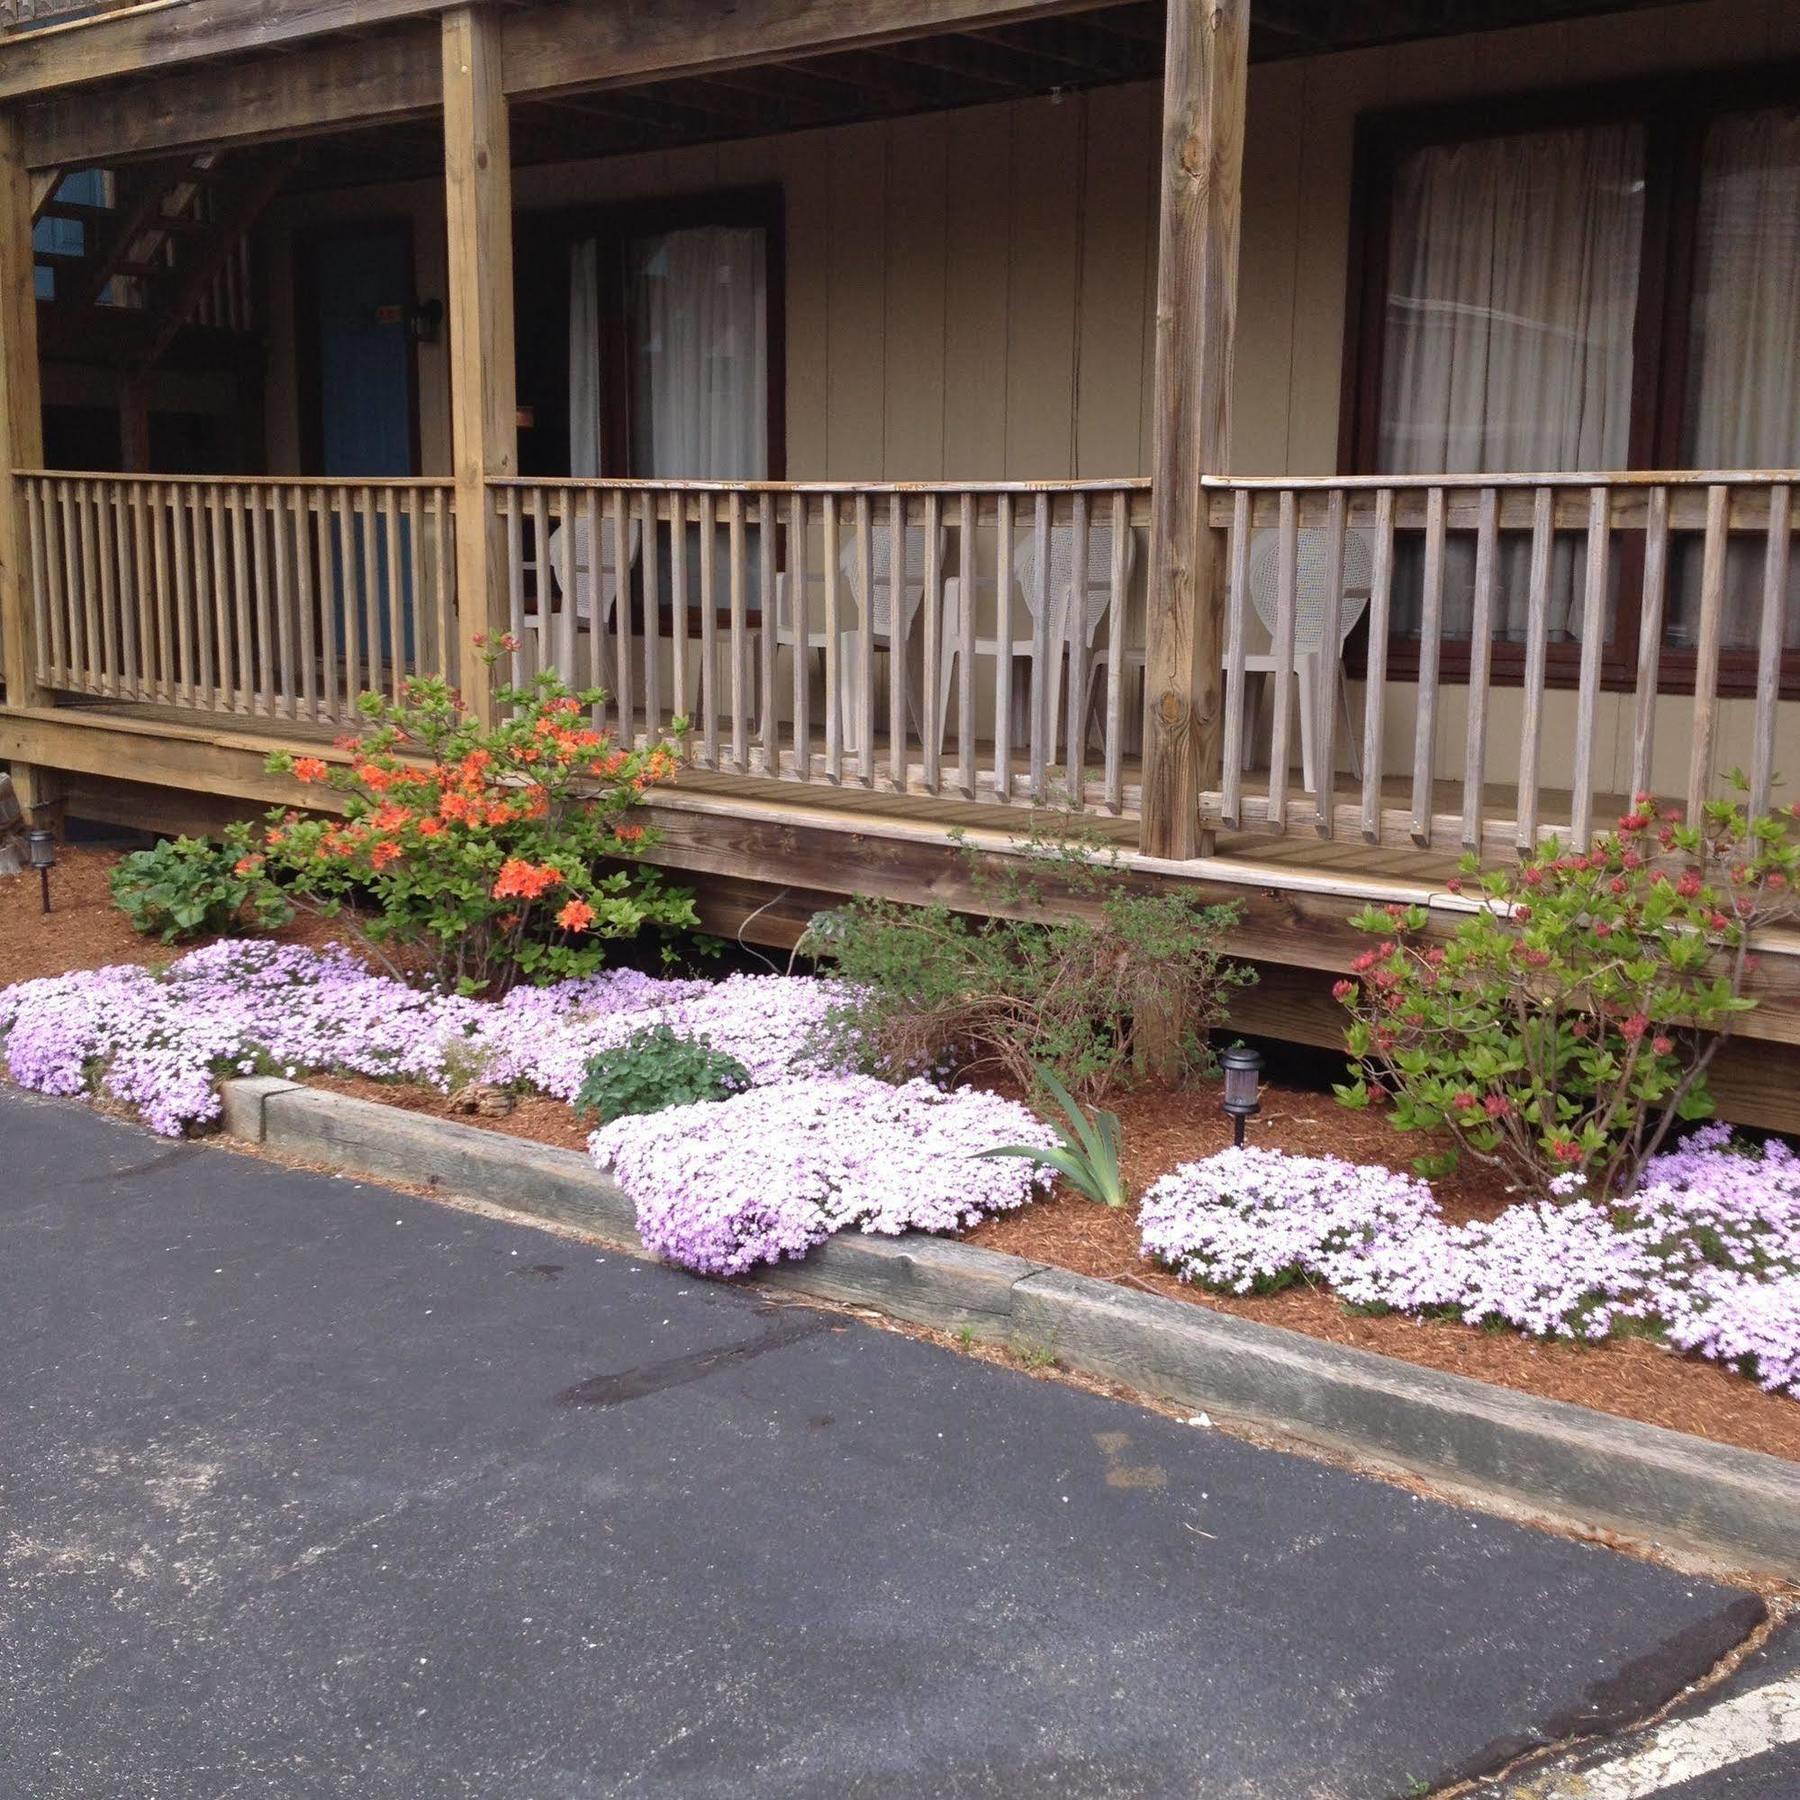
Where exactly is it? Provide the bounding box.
[1220,1042,1264,1148]
[27,827,56,915]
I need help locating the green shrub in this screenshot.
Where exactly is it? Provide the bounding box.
[1334,778,1800,1195]
[575,1024,751,1123]
[110,835,292,943]
[803,826,1252,1101]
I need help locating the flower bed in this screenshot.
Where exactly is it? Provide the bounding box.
[0,939,1049,1265]
[1139,1132,1800,1396]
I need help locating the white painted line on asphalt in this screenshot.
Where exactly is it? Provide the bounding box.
[1509,1670,1800,1797]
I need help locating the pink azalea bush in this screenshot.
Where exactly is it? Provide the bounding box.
[1140,1133,1800,1395]
[592,1075,1056,1278]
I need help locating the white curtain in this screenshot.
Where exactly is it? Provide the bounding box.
[1379,124,1645,640]
[568,237,603,478]
[1678,107,1800,649]
[628,226,767,480]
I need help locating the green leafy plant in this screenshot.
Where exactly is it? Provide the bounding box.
[1334,778,1800,1195]
[803,823,1253,1101]
[574,1023,751,1123]
[980,1065,1130,1208]
[234,637,696,995]
[109,834,292,943]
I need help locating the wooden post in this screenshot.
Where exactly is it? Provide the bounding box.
[441,5,515,727]
[1139,0,1248,862]
[0,110,56,817]
[120,375,151,472]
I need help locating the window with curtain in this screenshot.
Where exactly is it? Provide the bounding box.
[1377,123,1644,644]
[565,217,772,482]
[1355,80,1800,690]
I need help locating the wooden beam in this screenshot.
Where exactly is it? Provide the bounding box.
[0,0,448,104]
[21,25,438,168]
[442,5,516,729]
[0,112,51,811]
[1140,0,1247,862]
[500,0,1119,101]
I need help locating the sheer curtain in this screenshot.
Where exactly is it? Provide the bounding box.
[629,226,767,479]
[1678,106,1800,648]
[1379,124,1645,639]
[568,238,603,478]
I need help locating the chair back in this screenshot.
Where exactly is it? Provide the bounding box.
[1246,527,1374,654]
[837,520,940,637]
[548,512,642,622]
[1013,517,1138,647]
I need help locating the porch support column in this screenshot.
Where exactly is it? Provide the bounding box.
[1140,0,1248,861]
[0,109,54,815]
[441,4,516,728]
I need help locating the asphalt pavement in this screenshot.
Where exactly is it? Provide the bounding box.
[0,1089,1776,1799]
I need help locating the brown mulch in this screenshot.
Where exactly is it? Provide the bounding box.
[965,1081,1800,1464]
[0,844,348,989]
[5,845,1798,1461]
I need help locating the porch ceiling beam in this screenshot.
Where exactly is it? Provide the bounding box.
[19,24,440,169]
[499,0,1128,104]
[0,0,448,105]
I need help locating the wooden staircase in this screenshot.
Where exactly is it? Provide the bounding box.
[31,147,295,373]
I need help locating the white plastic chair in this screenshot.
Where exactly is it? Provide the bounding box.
[937,518,1137,758]
[771,519,940,752]
[1231,526,1374,794]
[546,513,641,628]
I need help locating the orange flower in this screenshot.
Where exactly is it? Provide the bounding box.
[416,817,444,839]
[292,756,330,784]
[492,857,562,901]
[233,854,263,876]
[555,897,596,933]
[370,840,404,869]
[371,802,413,834]
[614,824,645,845]
[438,792,476,824]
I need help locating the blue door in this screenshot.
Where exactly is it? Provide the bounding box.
[308,225,417,673]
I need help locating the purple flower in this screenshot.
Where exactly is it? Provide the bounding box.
[593,1075,1055,1277]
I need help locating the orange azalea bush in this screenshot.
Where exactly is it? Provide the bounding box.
[229,641,695,994]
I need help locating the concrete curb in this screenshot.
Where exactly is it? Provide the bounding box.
[220,1076,1800,1578]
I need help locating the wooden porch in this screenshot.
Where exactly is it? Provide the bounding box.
[3,0,1800,1121]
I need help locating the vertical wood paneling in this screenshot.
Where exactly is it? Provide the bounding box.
[881,110,947,479]
[1075,85,1156,479]
[1004,97,1080,477]
[942,104,1012,479]
[824,124,887,479]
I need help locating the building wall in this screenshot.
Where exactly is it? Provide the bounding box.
[261,0,1800,796]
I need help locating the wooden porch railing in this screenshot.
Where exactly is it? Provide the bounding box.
[16,472,455,722]
[1203,472,1798,858]
[490,478,1153,814]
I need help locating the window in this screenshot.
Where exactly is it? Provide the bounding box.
[546,190,782,483]
[1347,69,1800,692]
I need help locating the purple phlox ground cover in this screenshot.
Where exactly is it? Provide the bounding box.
[1138,1130,1800,1395]
[592,1075,1056,1277]
[0,940,1053,1274]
